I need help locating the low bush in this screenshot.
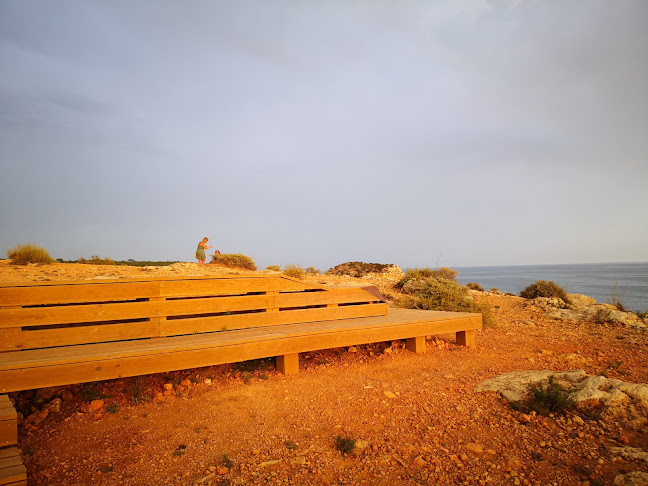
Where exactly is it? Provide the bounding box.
[327,262,393,278]
[520,280,570,304]
[6,243,54,265]
[211,253,257,271]
[265,265,281,272]
[466,282,484,291]
[511,375,575,416]
[594,308,613,325]
[335,435,356,455]
[283,264,305,279]
[305,266,320,274]
[394,275,495,327]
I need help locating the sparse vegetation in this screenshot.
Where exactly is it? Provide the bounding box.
[594,308,613,325]
[305,266,320,274]
[265,265,281,272]
[519,280,570,304]
[283,264,305,279]
[327,261,394,278]
[6,242,54,265]
[284,440,298,450]
[105,403,120,414]
[335,435,356,455]
[394,268,495,327]
[466,282,484,291]
[210,253,257,271]
[606,283,627,312]
[221,454,234,469]
[511,375,575,416]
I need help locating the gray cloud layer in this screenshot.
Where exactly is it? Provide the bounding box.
[1,1,647,268]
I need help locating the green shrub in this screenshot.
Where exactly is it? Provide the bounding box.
[465,282,484,291]
[335,435,356,455]
[211,253,257,271]
[327,262,393,278]
[395,275,495,327]
[283,264,305,279]
[396,267,458,289]
[520,280,570,303]
[6,243,54,265]
[511,375,575,416]
[265,265,281,272]
[637,310,647,319]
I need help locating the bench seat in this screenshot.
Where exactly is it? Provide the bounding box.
[0,308,480,393]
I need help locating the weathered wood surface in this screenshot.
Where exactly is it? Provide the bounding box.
[0,276,385,351]
[0,395,17,447]
[0,309,481,393]
[0,447,26,486]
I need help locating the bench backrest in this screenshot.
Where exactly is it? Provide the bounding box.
[0,275,387,351]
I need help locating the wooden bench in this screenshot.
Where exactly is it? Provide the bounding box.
[0,274,481,394]
[0,274,480,484]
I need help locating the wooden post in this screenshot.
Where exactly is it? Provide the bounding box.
[265,291,279,313]
[0,395,17,447]
[456,330,475,348]
[406,336,426,354]
[276,353,299,375]
[149,297,166,337]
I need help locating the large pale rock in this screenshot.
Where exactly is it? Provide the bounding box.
[475,371,648,412]
[614,471,648,486]
[473,370,587,402]
[567,293,597,309]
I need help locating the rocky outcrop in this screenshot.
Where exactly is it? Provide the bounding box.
[474,370,648,419]
[521,294,647,330]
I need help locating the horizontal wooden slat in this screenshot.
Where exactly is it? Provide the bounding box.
[0,447,26,486]
[0,321,161,351]
[0,287,381,329]
[0,275,324,306]
[0,309,482,393]
[161,303,389,336]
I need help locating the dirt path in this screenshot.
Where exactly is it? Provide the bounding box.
[3,262,648,485]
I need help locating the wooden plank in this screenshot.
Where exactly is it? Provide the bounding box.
[276,353,299,375]
[0,275,325,305]
[0,321,160,351]
[161,303,388,336]
[0,287,383,329]
[0,451,27,486]
[0,395,18,446]
[0,311,482,392]
[0,448,20,460]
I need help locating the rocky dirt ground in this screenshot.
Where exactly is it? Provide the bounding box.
[2,261,648,486]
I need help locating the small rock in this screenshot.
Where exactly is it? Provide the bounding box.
[89,399,104,412]
[61,391,74,402]
[465,443,484,455]
[204,379,212,385]
[383,391,397,399]
[348,346,358,353]
[352,440,369,456]
[290,456,307,465]
[215,466,229,475]
[413,456,427,467]
[163,383,174,391]
[180,379,191,387]
[259,460,280,467]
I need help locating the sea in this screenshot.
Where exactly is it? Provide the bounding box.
[454,262,648,312]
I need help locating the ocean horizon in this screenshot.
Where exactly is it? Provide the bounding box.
[454,261,648,312]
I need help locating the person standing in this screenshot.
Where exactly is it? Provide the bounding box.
[195,237,213,266]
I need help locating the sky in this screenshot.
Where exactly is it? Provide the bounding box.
[1,1,647,271]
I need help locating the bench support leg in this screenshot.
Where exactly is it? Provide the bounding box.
[0,395,18,447]
[0,447,27,486]
[406,336,426,354]
[456,330,475,348]
[276,353,299,375]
